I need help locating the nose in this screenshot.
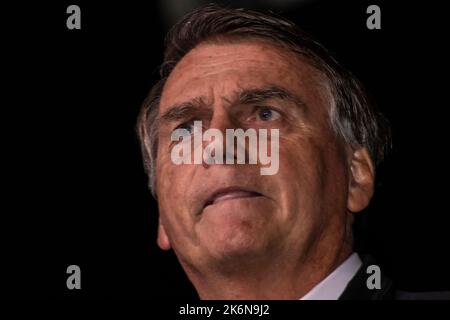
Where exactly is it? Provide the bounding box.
[201,106,240,166]
[209,105,237,132]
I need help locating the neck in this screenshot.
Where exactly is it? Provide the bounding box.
[181,240,353,300]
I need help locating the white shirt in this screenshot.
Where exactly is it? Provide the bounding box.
[300,253,362,300]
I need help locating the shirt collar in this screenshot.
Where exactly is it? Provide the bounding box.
[300,252,362,300]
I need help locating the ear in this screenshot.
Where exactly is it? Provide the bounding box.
[157,217,171,250]
[347,147,375,213]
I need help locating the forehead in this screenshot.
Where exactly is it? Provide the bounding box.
[160,41,325,113]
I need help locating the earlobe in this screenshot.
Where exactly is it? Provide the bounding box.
[347,147,375,213]
[157,218,172,250]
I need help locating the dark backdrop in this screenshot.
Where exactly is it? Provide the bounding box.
[3,0,449,298]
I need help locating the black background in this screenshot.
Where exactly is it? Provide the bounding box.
[2,0,450,298]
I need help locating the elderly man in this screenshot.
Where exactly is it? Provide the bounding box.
[137,5,392,300]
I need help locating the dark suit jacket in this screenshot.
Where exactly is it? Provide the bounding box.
[338,255,450,300]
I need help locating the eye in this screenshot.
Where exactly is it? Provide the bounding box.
[175,121,195,134]
[257,107,281,121]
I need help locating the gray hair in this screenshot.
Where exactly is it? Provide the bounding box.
[137,4,391,197]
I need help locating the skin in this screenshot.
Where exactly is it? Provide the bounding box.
[154,40,375,299]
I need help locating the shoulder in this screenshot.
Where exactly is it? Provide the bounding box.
[395,290,450,300]
[339,254,450,300]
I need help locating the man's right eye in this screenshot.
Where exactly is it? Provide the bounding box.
[174,121,195,134]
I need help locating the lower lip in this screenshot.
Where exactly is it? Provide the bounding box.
[207,191,262,207]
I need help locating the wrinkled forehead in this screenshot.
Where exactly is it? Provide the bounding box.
[159,40,329,114]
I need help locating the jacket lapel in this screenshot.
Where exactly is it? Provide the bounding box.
[339,255,395,300]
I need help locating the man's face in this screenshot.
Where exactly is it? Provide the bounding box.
[155,41,353,271]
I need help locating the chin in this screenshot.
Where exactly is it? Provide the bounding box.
[199,225,272,264]
[196,199,277,261]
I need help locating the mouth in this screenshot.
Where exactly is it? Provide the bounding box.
[204,187,264,209]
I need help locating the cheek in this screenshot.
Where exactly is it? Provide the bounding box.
[278,134,324,188]
[155,151,190,217]
[276,133,347,219]
[156,154,176,201]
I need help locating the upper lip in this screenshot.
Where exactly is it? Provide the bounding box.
[203,186,263,209]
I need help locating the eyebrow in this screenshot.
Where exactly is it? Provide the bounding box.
[159,96,211,124]
[159,85,305,125]
[235,85,306,108]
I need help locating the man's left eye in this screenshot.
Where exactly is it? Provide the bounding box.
[257,107,281,121]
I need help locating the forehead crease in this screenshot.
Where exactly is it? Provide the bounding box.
[161,43,314,109]
[168,43,295,77]
[173,44,292,73]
